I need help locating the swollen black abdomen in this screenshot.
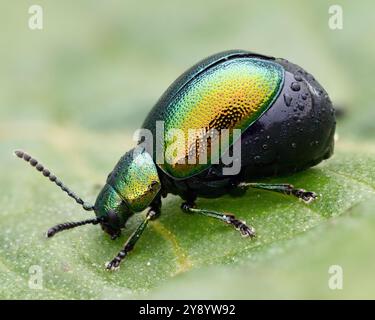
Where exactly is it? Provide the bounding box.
[237,58,336,178]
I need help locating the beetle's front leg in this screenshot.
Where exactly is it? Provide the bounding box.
[238,182,317,203]
[106,205,160,271]
[181,202,255,238]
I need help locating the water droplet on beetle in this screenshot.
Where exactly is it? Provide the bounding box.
[254,155,261,161]
[291,142,297,148]
[262,144,268,150]
[283,93,292,106]
[291,82,301,91]
[294,74,303,81]
[301,93,308,100]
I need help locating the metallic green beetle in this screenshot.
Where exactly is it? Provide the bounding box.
[15,50,335,270]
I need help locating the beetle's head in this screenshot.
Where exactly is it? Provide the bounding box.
[94,147,161,238]
[13,148,161,239]
[95,148,161,229]
[93,184,131,239]
[94,148,160,238]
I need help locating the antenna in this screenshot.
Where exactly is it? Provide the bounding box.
[47,217,102,237]
[14,150,95,211]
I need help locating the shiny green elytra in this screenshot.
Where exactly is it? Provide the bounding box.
[15,50,335,270]
[143,57,284,178]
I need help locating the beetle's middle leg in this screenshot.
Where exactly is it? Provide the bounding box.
[181,202,255,237]
[238,182,317,203]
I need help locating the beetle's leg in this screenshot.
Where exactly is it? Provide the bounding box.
[181,202,255,237]
[238,182,317,204]
[105,206,159,271]
[149,195,162,220]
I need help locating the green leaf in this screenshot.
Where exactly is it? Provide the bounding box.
[149,198,375,299]
[1,127,374,299]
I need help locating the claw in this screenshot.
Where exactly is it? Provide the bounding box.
[225,214,256,238]
[105,260,120,271]
[298,190,318,204]
[289,187,318,204]
[239,222,256,238]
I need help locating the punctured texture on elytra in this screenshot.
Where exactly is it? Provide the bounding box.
[145,58,284,179]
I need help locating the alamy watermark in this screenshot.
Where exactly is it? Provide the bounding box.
[328,265,343,290]
[134,121,242,176]
[328,5,343,30]
[28,5,43,30]
[28,265,43,289]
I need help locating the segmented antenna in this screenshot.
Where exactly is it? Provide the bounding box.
[14,150,95,211]
[47,217,102,237]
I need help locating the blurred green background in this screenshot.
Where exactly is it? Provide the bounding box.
[0,0,374,299]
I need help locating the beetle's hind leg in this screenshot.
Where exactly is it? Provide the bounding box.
[238,182,317,203]
[181,202,255,238]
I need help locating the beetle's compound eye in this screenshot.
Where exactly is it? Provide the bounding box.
[100,223,121,239]
[107,210,121,229]
[100,210,121,239]
[100,221,121,239]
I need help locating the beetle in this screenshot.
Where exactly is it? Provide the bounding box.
[15,50,336,270]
